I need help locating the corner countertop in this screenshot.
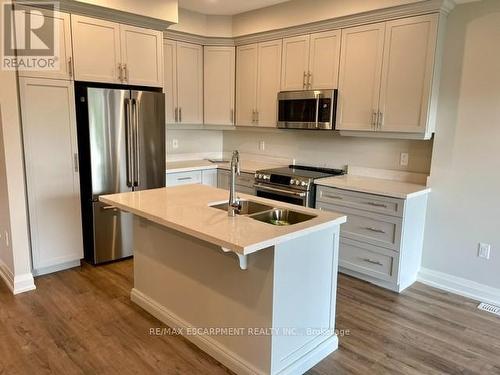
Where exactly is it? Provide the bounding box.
[315,175,431,199]
[99,184,346,255]
[166,159,285,174]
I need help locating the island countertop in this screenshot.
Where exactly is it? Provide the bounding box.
[99,184,346,255]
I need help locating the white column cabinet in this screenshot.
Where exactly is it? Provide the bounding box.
[19,78,83,275]
[336,22,386,132]
[281,30,341,91]
[236,44,258,126]
[236,40,282,127]
[72,15,163,87]
[204,46,235,126]
[164,40,203,125]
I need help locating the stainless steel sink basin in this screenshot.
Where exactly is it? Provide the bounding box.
[249,208,316,226]
[210,200,275,215]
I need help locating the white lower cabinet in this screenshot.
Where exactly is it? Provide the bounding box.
[19,78,83,275]
[316,185,428,292]
[166,169,218,187]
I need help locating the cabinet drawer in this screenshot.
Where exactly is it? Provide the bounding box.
[317,203,402,251]
[316,186,404,217]
[166,171,202,186]
[339,238,398,282]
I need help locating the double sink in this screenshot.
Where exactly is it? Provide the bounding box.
[210,200,316,226]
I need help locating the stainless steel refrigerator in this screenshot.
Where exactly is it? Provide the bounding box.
[75,84,165,264]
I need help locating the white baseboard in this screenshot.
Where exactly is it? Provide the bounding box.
[0,259,36,295]
[418,267,500,306]
[33,259,81,276]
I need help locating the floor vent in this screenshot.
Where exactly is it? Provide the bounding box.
[478,302,500,316]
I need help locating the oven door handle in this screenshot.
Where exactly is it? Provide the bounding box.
[254,184,307,198]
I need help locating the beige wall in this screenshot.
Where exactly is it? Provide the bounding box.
[232,0,424,36]
[170,8,233,37]
[223,130,433,173]
[422,0,500,289]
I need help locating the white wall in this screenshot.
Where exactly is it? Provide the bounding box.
[422,0,500,290]
[223,130,433,173]
[167,130,223,157]
[169,8,233,37]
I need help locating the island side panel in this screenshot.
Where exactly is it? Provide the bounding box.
[271,226,340,374]
[131,217,274,375]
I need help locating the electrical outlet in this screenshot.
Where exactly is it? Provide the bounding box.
[400,152,409,167]
[478,243,491,259]
[259,140,265,151]
[172,139,179,149]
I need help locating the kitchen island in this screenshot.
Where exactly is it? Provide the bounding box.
[100,184,346,375]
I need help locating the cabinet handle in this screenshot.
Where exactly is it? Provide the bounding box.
[123,64,128,82]
[362,258,383,266]
[323,193,343,200]
[174,107,178,122]
[255,110,259,124]
[372,111,377,129]
[73,153,79,172]
[252,110,256,124]
[303,71,307,89]
[118,63,123,81]
[179,107,182,123]
[379,111,384,129]
[364,227,386,234]
[177,177,192,181]
[68,57,73,78]
[307,71,312,88]
[366,202,388,208]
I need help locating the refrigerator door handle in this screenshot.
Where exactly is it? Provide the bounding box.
[125,98,133,187]
[132,98,140,187]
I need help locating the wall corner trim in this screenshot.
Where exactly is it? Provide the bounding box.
[0,259,36,295]
[418,267,500,306]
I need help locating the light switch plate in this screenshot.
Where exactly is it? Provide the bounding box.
[172,139,179,149]
[259,140,265,151]
[400,152,409,167]
[478,243,491,259]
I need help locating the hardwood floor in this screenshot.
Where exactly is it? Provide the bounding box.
[1,260,499,374]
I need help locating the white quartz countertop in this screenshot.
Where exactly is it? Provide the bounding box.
[315,175,430,199]
[99,185,346,255]
[166,159,285,174]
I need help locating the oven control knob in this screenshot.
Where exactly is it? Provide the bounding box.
[290,179,295,185]
[301,181,307,186]
[294,180,300,185]
[257,174,262,179]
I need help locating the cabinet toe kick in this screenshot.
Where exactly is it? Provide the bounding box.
[221,247,248,270]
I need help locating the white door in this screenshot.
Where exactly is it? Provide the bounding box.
[19,78,83,274]
[163,39,177,124]
[71,15,121,84]
[120,24,163,87]
[204,46,235,125]
[308,30,341,89]
[176,42,203,124]
[337,23,386,131]
[378,15,438,133]
[236,44,258,126]
[281,35,310,91]
[17,8,73,80]
[256,40,282,127]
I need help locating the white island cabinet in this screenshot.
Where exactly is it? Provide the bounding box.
[100,185,346,375]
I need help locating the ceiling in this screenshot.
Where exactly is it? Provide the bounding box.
[177,0,292,16]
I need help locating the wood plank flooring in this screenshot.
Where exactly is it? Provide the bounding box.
[0,259,499,374]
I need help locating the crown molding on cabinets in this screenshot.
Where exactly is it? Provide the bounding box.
[44,0,174,30]
[234,0,455,45]
[164,30,235,46]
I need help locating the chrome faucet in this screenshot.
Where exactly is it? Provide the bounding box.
[228,150,241,217]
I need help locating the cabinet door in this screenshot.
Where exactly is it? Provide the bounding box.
[19,78,83,273]
[256,40,282,127]
[71,15,121,84]
[163,40,177,124]
[120,24,163,87]
[204,46,235,125]
[378,15,438,133]
[176,42,203,124]
[236,44,258,126]
[308,30,341,89]
[337,23,385,131]
[17,8,73,80]
[281,35,310,91]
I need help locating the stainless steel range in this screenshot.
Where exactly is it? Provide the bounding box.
[254,165,345,208]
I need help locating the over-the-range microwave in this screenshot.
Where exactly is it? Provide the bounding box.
[277,89,338,130]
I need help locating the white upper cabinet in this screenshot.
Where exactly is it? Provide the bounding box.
[120,24,163,87]
[72,15,163,87]
[336,22,386,131]
[257,40,283,127]
[236,40,282,127]
[204,46,235,125]
[17,8,73,80]
[281,35,309,91]
[378,15,438,134]
[236,44,258,126]
[176,42,204,124]
[19,77,83,274]
[72,15,121,84]
[163,40,177,124]
[281,31,341,91]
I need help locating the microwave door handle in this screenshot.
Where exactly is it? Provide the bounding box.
[315,95,320,129]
